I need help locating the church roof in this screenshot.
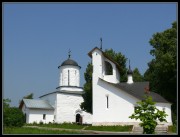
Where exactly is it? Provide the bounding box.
[99,78,170,103]
[58,58,81,68]
[88,47,121,72]
[20,99,54,109]
[39,90,84,98]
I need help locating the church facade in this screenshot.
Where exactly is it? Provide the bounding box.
[19,46,172,126]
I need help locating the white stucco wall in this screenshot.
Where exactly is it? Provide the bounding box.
[102,58,120,84]
[156,103,172,125]
[91,48,172,126]
[127,75,133,84]
[56,93,92,124]
[22,104,54,124]
[59,87,83,91]
[93,79,141,125]
[59,66,80,87]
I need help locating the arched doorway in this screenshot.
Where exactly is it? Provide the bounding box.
[76,114,82,125]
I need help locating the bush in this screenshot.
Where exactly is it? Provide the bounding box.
[39,121,44,125]
[3,107,25,127]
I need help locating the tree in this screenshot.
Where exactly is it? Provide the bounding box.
[23,93,33,99]
[80,63,93,113]
[80,49,127,113]
[144,21,177,124]
[133,68,144,82]
[3,99,25,127]
[19,93,34,104]
[129,94,168,134]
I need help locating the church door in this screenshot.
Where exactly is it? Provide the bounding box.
[76,114,82,125]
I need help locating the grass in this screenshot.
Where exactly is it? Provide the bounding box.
[168,125,177,133]
[25,122,86,129]
[84,125,133,132]
[3,127,83,134]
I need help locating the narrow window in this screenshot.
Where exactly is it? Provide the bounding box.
[68,70,70,86]
[75,70,76,75]
[106,95,109,108]
[105,61,113,75]
[163,108,165,111]
[43,114,46,120]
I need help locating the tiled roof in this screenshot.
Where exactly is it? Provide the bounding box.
[22,99,54,109]
[99,78,170,103]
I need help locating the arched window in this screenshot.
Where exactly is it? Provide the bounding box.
[105,61,113,75]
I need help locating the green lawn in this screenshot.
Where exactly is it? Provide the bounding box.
[3,127,83,134]
[84,125,133,132]
[25,122,86,129]
[4,123,133,134]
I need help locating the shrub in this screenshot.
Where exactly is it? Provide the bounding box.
[129,95,168,134]
[39,121,43,125]
[3,107,25,127]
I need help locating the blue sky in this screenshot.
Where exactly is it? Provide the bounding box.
[3,2,177,107]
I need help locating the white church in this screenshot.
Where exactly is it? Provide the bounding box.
[19,46,172,126]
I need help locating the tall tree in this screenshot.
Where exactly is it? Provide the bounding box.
[80,49,127,113]
[144,21,177,123]
[133,68,144,82]
[80,62,93,113]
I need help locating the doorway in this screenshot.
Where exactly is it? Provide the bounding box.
[76,114,82,125]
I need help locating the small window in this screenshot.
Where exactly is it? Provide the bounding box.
[43,114,46,120]
[163,108,165,111]
[106,95,109,109]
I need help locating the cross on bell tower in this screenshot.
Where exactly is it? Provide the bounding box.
[68,49,71,59]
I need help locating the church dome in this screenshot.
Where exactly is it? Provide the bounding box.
[58,50,81,69]
[127,69,133,75]
[61,59,79,67]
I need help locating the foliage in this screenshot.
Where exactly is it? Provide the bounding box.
[129,95,168,134]
[80,62,93,114]
[85,125,133,132]
[3,127,83,134]
[144,21,177,124]
[23,93,34,99]
[133,68,144,82]
[168,125,177,133]
[3,98,25,127]
[3,98,11,116]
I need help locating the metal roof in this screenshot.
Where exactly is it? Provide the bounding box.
[39,90,84,98]
[58,58,81,68]
[99,78,170,103]
[23,99,54,109]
